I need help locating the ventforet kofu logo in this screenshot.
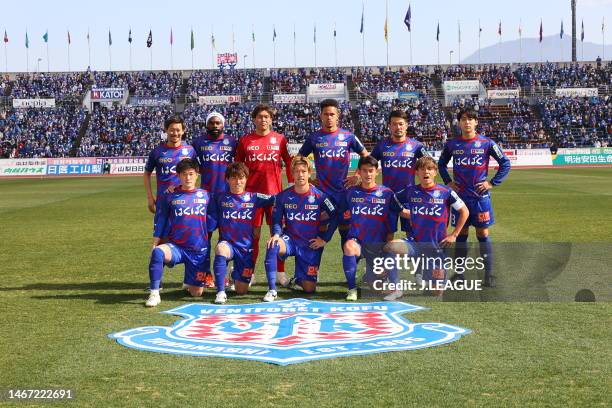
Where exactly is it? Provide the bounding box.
[109,299,470,365]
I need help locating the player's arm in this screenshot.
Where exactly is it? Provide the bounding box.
[281,138,294,184]
[206,194,218,233]
[437,144,456,190]
[267,197,284,248]
[255,193,275,208]
[344,135,369,188]
[235,138,246,163]
[152,196,170,248]
[440,191,469,248]
[476,141,511,194]
[310,196,337,249]
[144,151,157,213]
[416,143,430,159]
[394,189,411,219]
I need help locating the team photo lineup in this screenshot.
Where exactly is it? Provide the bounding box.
[142,99,511,307]
[1,0,611,406]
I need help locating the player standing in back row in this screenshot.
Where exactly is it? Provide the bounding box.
[235,104,293,284]
[298,99,369,252]
[438,107,511,287]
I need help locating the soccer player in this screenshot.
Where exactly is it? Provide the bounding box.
[370,110,428,193]
[208,162,274,304]
[339,156,407,301]
[385,156,469,299]
[191,112,237,288]
[298,98,369,251]
[144,115,196,234]
[370,109,429,236]
[263,155,337,301]
[235,104,293,284]
[145,158,214,307]
[438,107,511,287]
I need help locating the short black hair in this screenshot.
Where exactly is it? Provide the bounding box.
[320,98,339,111]
[164,115,186,131]
[251,104,275,120]
[457,107,478,121]
[176,158,199,174]
[388,110,408,123]
[357,155,378,169]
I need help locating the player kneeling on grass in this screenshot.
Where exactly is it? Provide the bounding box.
[263,155,337,302]
[385,157,469,298]
[339,156,409,301]
[209,162,274,304]
[146,158,215,307]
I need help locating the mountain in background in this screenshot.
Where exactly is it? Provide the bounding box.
[460,35,612,64]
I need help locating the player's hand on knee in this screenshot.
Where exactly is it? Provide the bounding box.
[309,237,326,250]
[440,234,458,248]
[267,235,282,249]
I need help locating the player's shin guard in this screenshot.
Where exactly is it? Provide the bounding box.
[204,241,212,273]
[149,248,165,290]
[343,255,357,290]
[478,236,493,278]
[264,245,279,290]
[454,234,469,275]
[213,255,227,292]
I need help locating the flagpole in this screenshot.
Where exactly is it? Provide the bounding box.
[499,21,502,64]
[293,24,297,68]
[385,0,389,68]
[129,42,132,70]
[409,31,413,65]
[170,29,174,70]
[361,1,365,68]
[109,42,112,71]
[87,31,91,69]
[4,38,7,72]
[458,20,461,63]
[46,41,49,72]
[603,18,606,60]
[252,24,256,68]
[519,20,522,63]
[314,24,317,69]
[67,32,71,72]
[478,19,481,64]
[334,23,338,67]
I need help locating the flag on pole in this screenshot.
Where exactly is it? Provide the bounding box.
[334,24,337,38]
[211,33,215,49]
[384,17,388,42]
[458,21,461,43]
[273,26,277,42]
[498,21,502,36]
[436,22,440,41]
[252,28,255,43]
[581,20,584,42]
[146,30,152,48]
[128,28,132,43]
[108,29,112,46]
[360,4,364,34]
[314,25,316,43]
[519,23,522,36]
[170,28,173,45]
[67,30,71,45]
[43,30,48,43]
[4,30,8,43]
[539,20,543,43]
[191,28,195,50]
[602,17,605,33]
[404,4,411,32]
[25,31,29,48]
[479,22,482,36]
[86,29,90,44]
[560,20,564,39]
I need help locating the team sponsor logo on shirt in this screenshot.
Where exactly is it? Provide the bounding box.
[109,299,470,365]
[471,149,485,154]
[335,142,348,147]
[372,198,386,204]
[304,205,319,210]
[431,199,445,204]
[193,199,208,204]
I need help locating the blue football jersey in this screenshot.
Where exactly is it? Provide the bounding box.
[370,137,428,193]
[298,128,365,196]
[145,143,196,197]
[398,184,465,244]
[272,185,337,247]
[339,185,403,243]
[208,191,274,252]
[191,133,237,194]
[154,188,213,252]
[438,135,511,199]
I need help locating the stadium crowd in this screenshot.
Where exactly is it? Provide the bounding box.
[0,107,86,158]
[537,95,611,147]
[80,105,174,157]
[515,62,612,88]
[352,66,432,94]
[187,70,264,97]
[92,71,181,97]
[10,72,91,99]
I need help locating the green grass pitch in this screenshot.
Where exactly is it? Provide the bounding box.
[0,168,610,407]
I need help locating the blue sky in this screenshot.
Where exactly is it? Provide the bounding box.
[1,0,611,72]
